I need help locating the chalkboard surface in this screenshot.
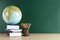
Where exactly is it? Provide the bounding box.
[0,0,60,33]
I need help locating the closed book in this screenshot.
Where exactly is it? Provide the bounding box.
[10,33,22,37]
[10,29,22,33]
[10,29,22,32]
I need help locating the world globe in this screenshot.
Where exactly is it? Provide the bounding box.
[2,6,22,24]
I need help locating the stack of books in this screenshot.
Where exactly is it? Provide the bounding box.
[6,25,22,37]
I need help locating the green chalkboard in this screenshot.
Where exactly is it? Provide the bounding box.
[0,0,60,33]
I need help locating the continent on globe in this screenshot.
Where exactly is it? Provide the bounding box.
[4,9,13,21]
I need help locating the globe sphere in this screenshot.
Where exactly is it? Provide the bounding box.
[2,6,22,24]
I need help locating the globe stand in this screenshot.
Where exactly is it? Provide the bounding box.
[6,25,22,37]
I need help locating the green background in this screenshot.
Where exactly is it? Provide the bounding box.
[0,0,60,33]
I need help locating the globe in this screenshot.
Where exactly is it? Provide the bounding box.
[2,6,22,24]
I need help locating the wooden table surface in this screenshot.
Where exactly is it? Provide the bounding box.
[0,34,60,40]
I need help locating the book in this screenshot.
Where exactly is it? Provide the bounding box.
[10,33,22,37]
